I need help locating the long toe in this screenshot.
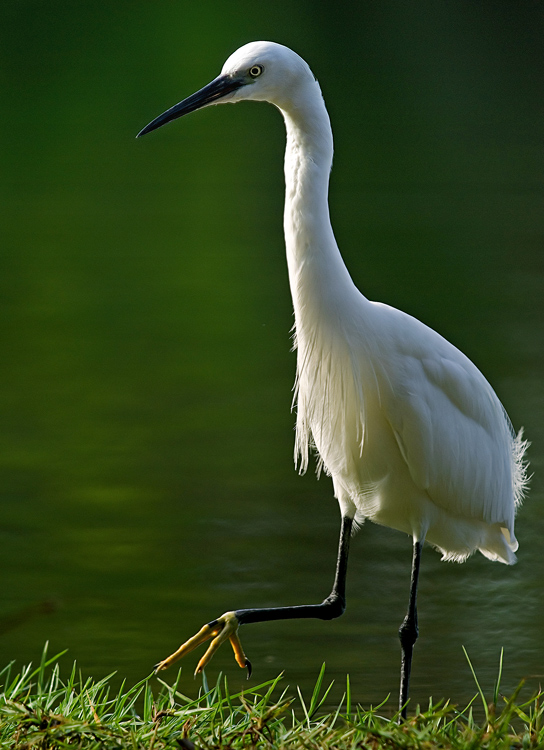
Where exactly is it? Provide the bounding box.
[156,611,242,674]
[155,620,222,672]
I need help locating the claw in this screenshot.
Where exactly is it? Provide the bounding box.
[228,629,248,669]
[155,611,251,676]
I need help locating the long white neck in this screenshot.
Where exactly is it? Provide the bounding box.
[276,78,369,475]
[278,84,360,340]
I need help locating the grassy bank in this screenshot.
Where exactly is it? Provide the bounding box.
[0,646,542,749]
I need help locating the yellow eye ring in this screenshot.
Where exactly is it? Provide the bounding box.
[249,65,263,78]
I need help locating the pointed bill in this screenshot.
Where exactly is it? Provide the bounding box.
[137,75,245,137]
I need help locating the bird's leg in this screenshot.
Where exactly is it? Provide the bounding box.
[155,515,353,675]
[398,539,423,722]
[237,514,353,625]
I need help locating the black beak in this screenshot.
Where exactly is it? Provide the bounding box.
[136,74,245,138]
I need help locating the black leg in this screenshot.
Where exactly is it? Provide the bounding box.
[398,539,423,721]
[235,514,353,625]
[155,514,354,674]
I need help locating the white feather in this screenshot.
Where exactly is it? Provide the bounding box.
[219,42,529,563]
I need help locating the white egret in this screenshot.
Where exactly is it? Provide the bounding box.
[137,41,528,718]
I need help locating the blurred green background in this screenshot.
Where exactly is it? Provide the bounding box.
[1,0,543,712]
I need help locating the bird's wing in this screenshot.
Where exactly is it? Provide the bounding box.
[377,308,515,527]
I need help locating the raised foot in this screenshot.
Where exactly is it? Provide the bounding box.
[155,611,252,677]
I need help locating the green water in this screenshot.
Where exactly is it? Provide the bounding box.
[1,1,543,711]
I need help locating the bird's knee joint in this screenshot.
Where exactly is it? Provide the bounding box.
[319,594,345,620]
[398,616,419,649]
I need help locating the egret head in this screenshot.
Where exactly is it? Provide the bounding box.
[137,41,317,137]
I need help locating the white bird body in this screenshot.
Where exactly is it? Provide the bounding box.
[297,296,522,563]
[245,41,527,564]
[139,40,528,712]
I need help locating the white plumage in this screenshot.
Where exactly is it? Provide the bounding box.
[138,40,529,716]
[235,41,528,564]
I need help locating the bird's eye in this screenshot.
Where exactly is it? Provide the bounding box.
[249,65,263,78]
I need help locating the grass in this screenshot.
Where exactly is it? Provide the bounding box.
[0,645,543,749]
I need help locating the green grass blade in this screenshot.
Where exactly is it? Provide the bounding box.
[462,645,489,723]
[0,646,541,749]
[493,647,504,707]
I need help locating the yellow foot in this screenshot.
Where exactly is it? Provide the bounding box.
[155,611,252,677]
